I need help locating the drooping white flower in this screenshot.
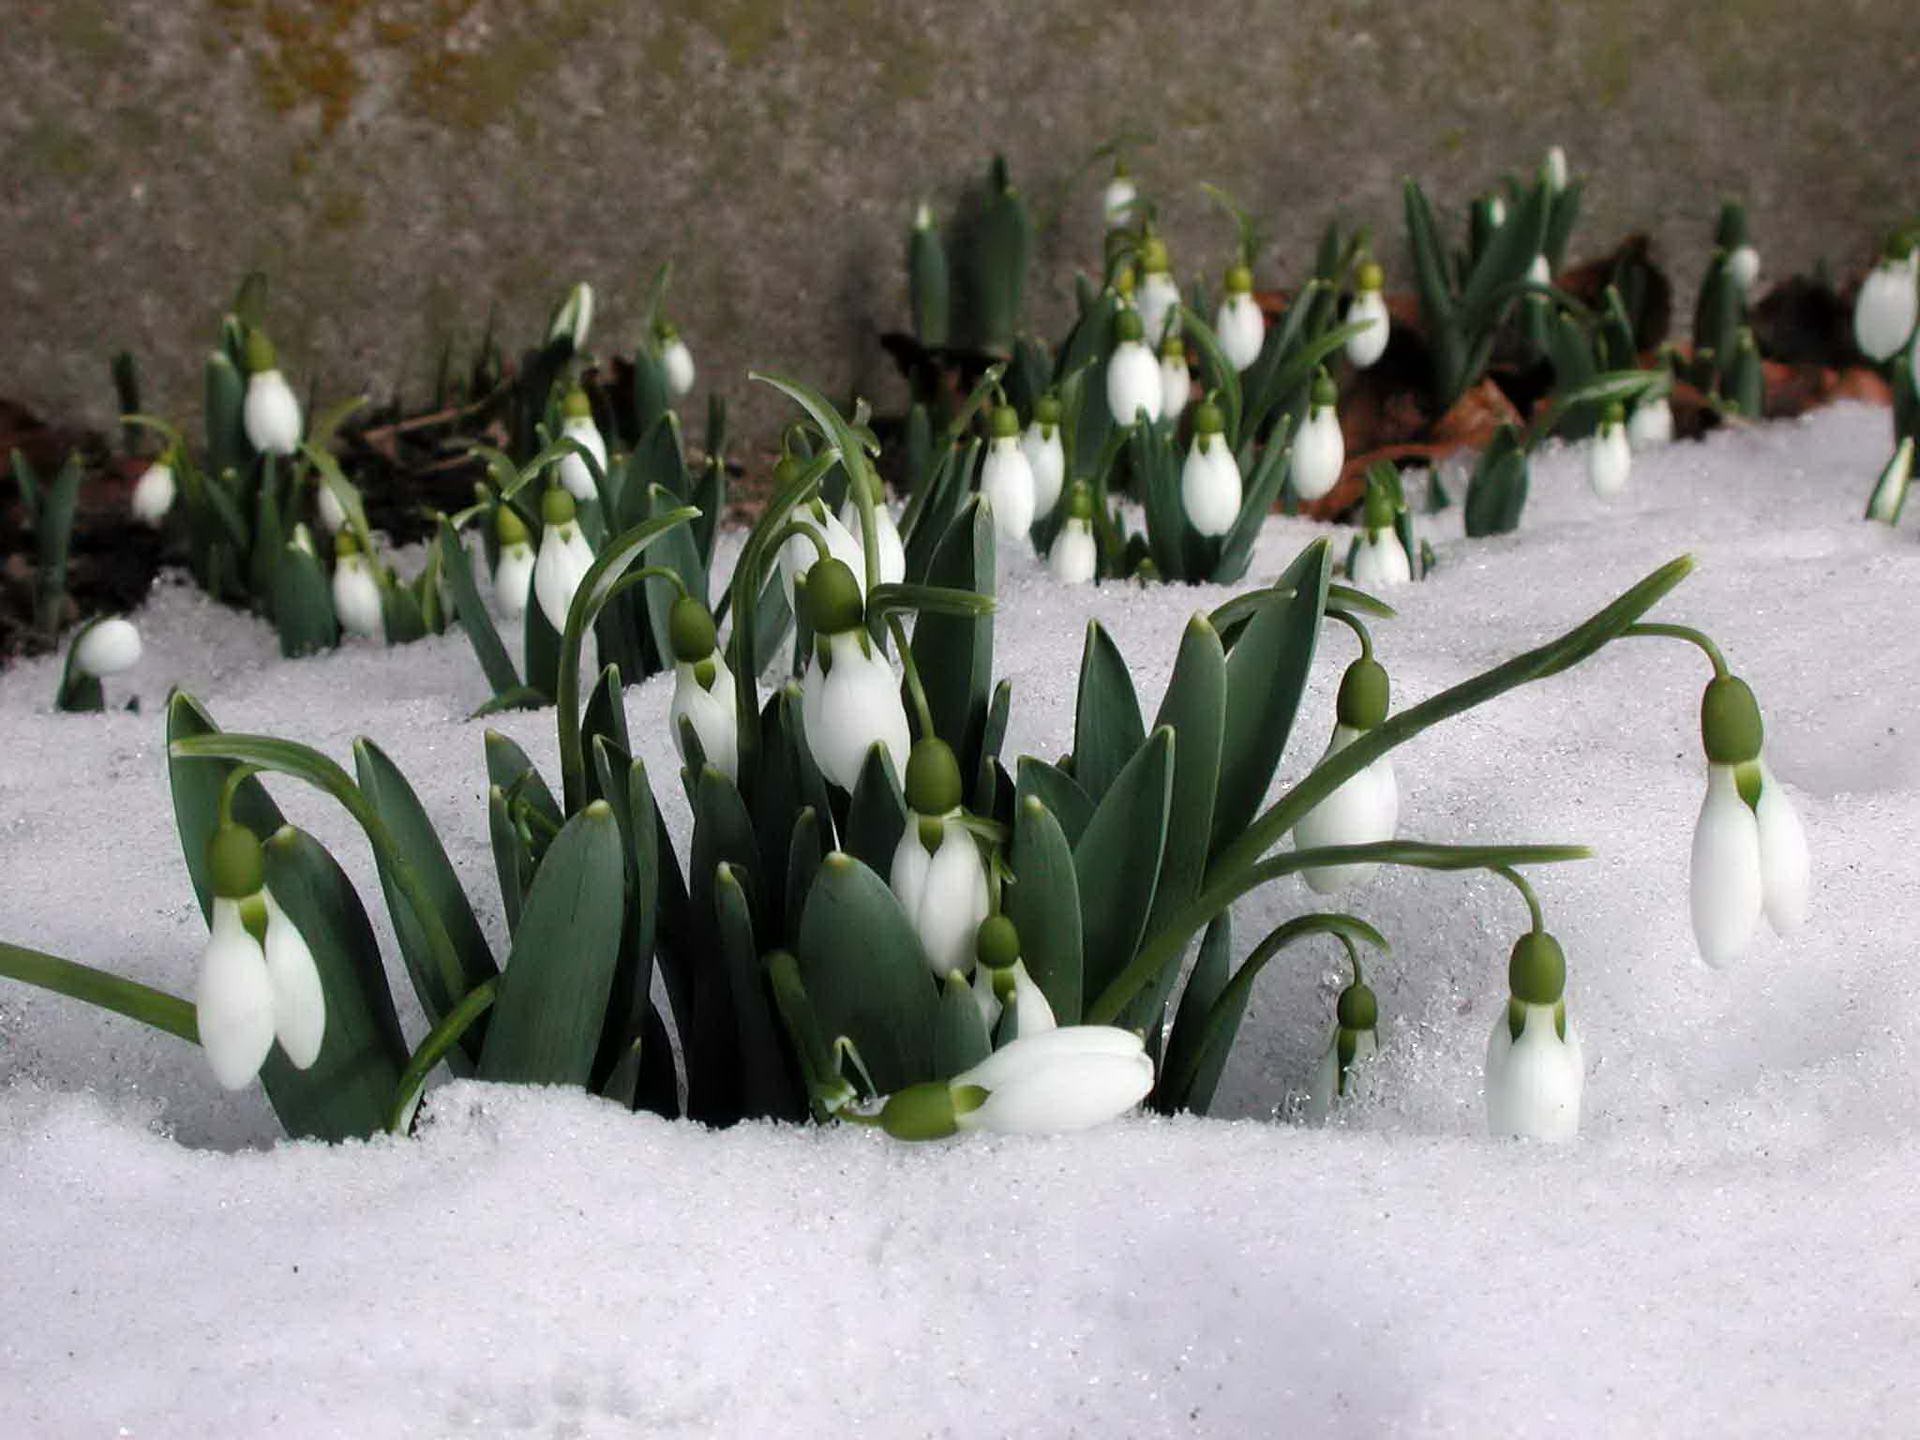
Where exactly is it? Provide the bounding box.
[892,739,994,980]
[1158,332,1191,424]
[72,617,142,678]
[1102,164,1137,229]
[1691,762,1765,967]
[955,1026,1153,1134]
[1754,761,1811,935]
[1107,308,1163,427]
[838,487,907,587]
[492,507,535,619]
[1485,930,1582,1141]
[556,389,607,502]
[1586,406,1631,500]
[1179,401,1241,537]
[315,478,348,533]
[262,889,325,1069]
[659,327,696,397]
[797,559,911,791]
[1021,397,1066,519]
[1727,245,1761,295]
[197,895,278,1090]
[533,487,595,634]
[1215,264,1265,372]
[241,331,302,457]
[1349,530,1411,589]
[1290,370,1345,502]
[131,458,175,526]
[1049,483,1099,584]
[548,281,594,351]
[666,596,739,781]
[1293,658,1397,893]
[1345,262,1390,369]
[1135,234,1181,345]
[1853,250,1919,362]
[1303,962,1379,1124]
[973,928,1058,1038]
[330,535,384,641]
[1627,394,1674,450]
[980,405,1036,542]
[778,498,867,611]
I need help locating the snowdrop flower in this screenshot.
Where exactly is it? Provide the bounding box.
[877,1026,1154,1139]
[658,323,696,398]
[1107,308,1163,427]
[1294,656,1398,893]
[131,454,175,526]
[1544,145,1568,193]
[548,281,594,351]
[533,485,596,634]
[1853,247,1919,362]
[1021,394,1066,519]
[1214,263,1265,372]
[1690,674,1810,966]
[891,738,992,980]
[492,506,536,620]
[1135,234,1180,344]
[1290,370,1344,502]
[195,821,325,1090]
[1728,244,1760,295]
[1348,483,1411,589]
[1345,262,1390,370]
[970,915,1057,1037]
[1303,958,1379,1123]
[1158,331,1191,424]
[667,596,738,781]
[838,479,906,586]
[1526,253,1551,287]
[778,495,867,611]
[71,617,142,678]
[330,532,384,641]
[1485,930,1583,1141]
[980,403,1036,542]
[1102,161,1137,229]
[1586,403,1631,499]
[1179,399,1242,537]
[798,558,911,791]
[1627,392,1674,450]
[556,387,607,503]
[241,331,302,457]
[1049,483,1099,584]
[315,478,348,533]
[1864,436,1912,525]
[1487,194,1507,228]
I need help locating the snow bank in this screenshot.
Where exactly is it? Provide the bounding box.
[3,405,1917,1434]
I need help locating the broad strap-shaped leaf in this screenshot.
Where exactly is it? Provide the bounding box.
[166,691,287,921]
[784,806,824,948]
[272,543,338,659]
[844,744,908,875]
[1007,794,1083,1023]
[1071,621,1147,802]
[931,971,992,1078]
[1073,727,1173,1012]
[577,663,628,807]
[1013,756,1094,849]
[715,863,804,1120]
[487,785,533,933]
[909,497,996,774]
[1150,614,1227,932]
[1154,908,1235,1115]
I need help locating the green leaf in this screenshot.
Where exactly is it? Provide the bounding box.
[908,497,996,773]
[1150,614,1226,931]
[439,518,519,696]
[931,971,991,1077]
[487,785,533,932]
[1155,909,1235,1114]
[1074,727,1173,1017]
[1464,427,1530,538]
[1013,757,1094,848]
[686,767,757,1122]
[478,803,626,1085]
[1006,794,1083,1023]
[166,692,287,922]
[577,664,629,807]
[381,582,427,646]
[272,543,338,658]
[785,806,824,948]
[844,743,908,875]
[1071,621,1147,802]
[716,863,804,1120]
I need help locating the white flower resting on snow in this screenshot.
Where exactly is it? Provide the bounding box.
[666,594,738,781]
[131,459,175,526]
[797,559,910,792]
[1102,167,1136,228]
[980,406,1036,542]
[1485,930,1582,1141]
[1345,262,1390,370]
[556,390,607,502]
[1690,676,1810,967]
[1293,657,1397,894]
[660,329,696,397]
[533,488,596,635]
[1852,251,1918,362]
[778,499,867,611]
[491,506,535,621]
[1290,372,1344,502]
[1021,401,1066,519]
[1158,334,1191,424]
[71,618,142,678]
[1215,264,1265,372]
[1727,245,1761,295]
[1049,484,1099,584]
[1179,402,1241,537]
[1107,308,1163,427]
[837,491,907,587]
[956,1026,1153,1134]
[1587,408,1632,500]
[330,538,384,641]
[241,332,302,457]
[1627,394,1674,450]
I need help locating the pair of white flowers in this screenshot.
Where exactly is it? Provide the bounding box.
[877,1025,1154,1139]
[494,487,598,634]
[1348,482,1411,590]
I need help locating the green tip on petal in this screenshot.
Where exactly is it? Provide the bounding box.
[207,822,265,900]
[1336,658,1390,730]
[1311,369,1338,409]
[990,404,1020,440]
[1508,931,1567,1006]
[803,558,864,634]
[905,736,963,815]
[562,388,592,419]
[975,913,1021,971]
[1357,261,1385,291]
[542,485,578,527]
[1336,978,1379,1032]
[1115,308,1145,344]
[243,330,277,375]
[1700,675,1763,765]
[494,505,529,546]
[668,596,717,662]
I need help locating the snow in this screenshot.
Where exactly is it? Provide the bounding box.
[3,403,1918,1435]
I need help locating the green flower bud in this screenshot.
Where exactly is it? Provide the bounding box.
[1160,330,1187,360]
[1139,235,1170,273]
[803,557,864,634]
[772,454,801,491]
[207,822,265,900]
[879,1081,959,1141]
[494,505,529,546]
[668,596,717,662]
[542,485,577,528]
[334,529,360,559]
[243,330,277,375]
[1224,263,1254,295]
[1508,930,1567,1006]
[1034,394,1062,427]
[1193,399,1225,437]
[1356,261,1384,292]
[1362,479,1396,533]
[1700,675,1763,765]
[1336,657,1390,730]
[975,914,1021,971]
[1311,368,1338,410]
[1114,308,1145,344]
[905,736,963,816]
[562,387,592,420]
[1066,482,1095,521]
[1336,977,1378,1031]
[990,404,1020,440]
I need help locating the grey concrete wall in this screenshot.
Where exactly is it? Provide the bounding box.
[4,0,1913,446]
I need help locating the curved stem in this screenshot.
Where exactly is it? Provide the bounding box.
[387,976,499,1133]
[1492,864,1544,934]
[770,519,832,569]
[1327,607,1374,662]
[1620,622,1729,678]
[887,615,936,740]
[0,940,199,1045]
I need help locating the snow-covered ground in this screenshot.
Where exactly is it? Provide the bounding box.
[2,404,1916,1436]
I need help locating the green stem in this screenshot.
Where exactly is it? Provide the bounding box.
[1328,607,1374,662]
[0,940,199,1045]
[887,615,936,740]
[387,976,499,1133]
[1492,864,1545,933]
[1620,622,1729,678]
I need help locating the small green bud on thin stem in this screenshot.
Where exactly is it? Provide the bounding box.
[668,596,717,662]
[1508,930,1567,1006]
[1700,674,1763,765]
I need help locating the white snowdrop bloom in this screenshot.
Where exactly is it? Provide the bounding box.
[1349,529,1411,589]
[1728,244,1761,295]
[1586,407,1632,499]
[1214,264,1265,372]
[1135,235,1181,343]
[1179,401,1241,537]
[956,1026,1154,1134]
[838,487,906,586]
[492,507,535,620]
[1526,253,1551,287]
[1107,308,1163,426]
[778,498,867,611]
[892,738,994,980]
[1290,371,1345,502]
[241,332,302,457]
[262,890,325,1069]
[1486,1003,1583,1141]
[556,390,607,502]
[1303,964,1380,1124]
[533,488,594,635]
[1049,484,1099,584]
[1544,146,1568,191]
[330,537,384,641]
[131,458,175,526]
[666,595,738,781]
[1294,657,1397,893]
[1158,332,1191,424]
[315,479,348,533]
[1345,262,1390,369]
[1853,251,1919,362]
[1020,398,1066,518]
[548,281,594,350]
[1691,762,1765,967]
[197,895,278,1090]
[1627,394,1674,450]
[660,329,696,398]
[1102,166,1137,228]
[974,954,1058,1039]
[1488,194,1507,228]
[980,405,1036,542]
[797,559,910,791]
[1754,761,1811,935]
[72,618,142,678]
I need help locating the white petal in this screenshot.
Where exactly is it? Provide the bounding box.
[1159,357,1190,424]
[1102,177,1136,227]
[1728,245,1760,294]
[1344,292,1389,369]
[534,527,586,634]
[131,463,175,526]
[331,556,385,640]
[1586,425,1631,499]
[73,618,142,677]
[1291,406,1344,502]
[1485,1003,1583,1141]
[663,338,696,397]
[243,371,303,456]
[1690,765,1764,967]
[1107,342,1163,426]
[1854,261,1919,363]
[1021,426,1066,517]
[1627,398,1673,451]
[1137,272,1181,344]
[973,968,1003,1031]
[1009,960,1057,1037]
[889,828,934,919]
[493,542,535,619]
[838,496,906,586]
[981,438,1036,540]
[958,1024,1145,1090]
[1350,532,1410,589]
[913,827,990,978]
[1216,294,1266,372]
[802,635,909,790]
[1755,765,1810,935]
[315,481,347,533]
[196,900,277,1090]
[1180,440,1241,537]
[669,661,740,781]
[1303,1027,1378,1123]
[1295,728,1397,893]
[960,1052,1154,1134]
[558,418,606,501]
[1049,522,1098,585]
[263,891,325,1069]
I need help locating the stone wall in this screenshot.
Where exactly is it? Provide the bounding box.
[3,0,1911,446]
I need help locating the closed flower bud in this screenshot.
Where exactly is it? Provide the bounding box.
[330,533,384,641]
[548,281,594,351]
[1290,371,1345,502]
[131,458,176,526]
[798,562,910,791]
[1102,163,1137,229]
[1215,264,1265,372]
[1586,405,1631,499]
[1135,235,1180,344]
[1627,394,1674,450]
[1158,331,1191,424]
[659,325,696,397]
[533,487,594,634]
[1485,929,1582,1141]
[1345,262,1390,370]
[241,332,302,456]
[953,1026,1153,1135]
[1853,250,1918,363]
[838,481,907,586]
[670,655,739,783]
[891,749,991,980]
[1049,484,1099,584]
[72,617,142,678]
[315,479,348,534]
[1020,402,1066,518]
[1179,402,1241,536]
[492,506,535,620]
[1294,658,1396,893]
